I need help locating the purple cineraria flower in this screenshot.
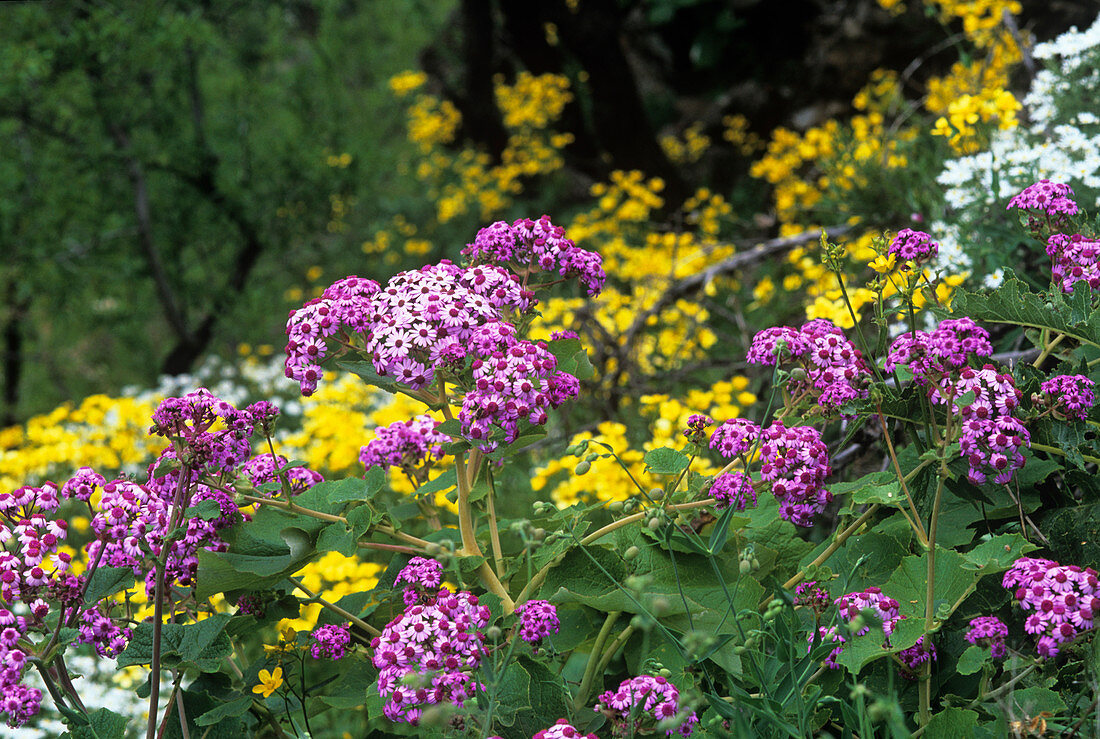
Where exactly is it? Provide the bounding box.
[888,229,939,264]
[395,557,444,607]
[359,415,450,474]
[60,467,106,503]
[709,472,757,512]
[748,321,870,412]
[370,587,490,725]
[682,414,713,445]
[1003,556,1100,659]
[836,587,901,638]
[534,719,598,739]
[459,334,578,453]
[310,624,351,660]
[709,418,760,460]
[957,415,1029,486]
[758,422,833,527]
[595,675,698,737]
[1037,374,1096,421]
[150,389,257,473]
[807,626,846,669]
[1007,179,1079,219]
[241,453,324,496]
[795,581,831,615]
[1047,233,1100,293]
[897,636,936,680]
[966,616,1009,659]
[885,318,993,386]
[464,216,606,296]
[515,599,560,646]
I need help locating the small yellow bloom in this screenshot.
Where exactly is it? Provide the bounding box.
[870,253,897,274]
[253,666,283,698]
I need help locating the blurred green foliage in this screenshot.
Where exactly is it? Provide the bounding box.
[0,0,451,422]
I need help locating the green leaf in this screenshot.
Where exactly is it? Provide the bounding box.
[415,468,457,496]
[195,696,253,726]
[496,656,569,737]
[961,534,1037,571]
[643,447,690,476]
[117,615,233,672]
[66,708,130,739]
[83,566,136,605]
[830,470,904,506]
[320,476,367,505]
[952,273,1100,352]
[1004,686,1066,715]
[317,657,375,709]
[955,644,988,676]
[435,418,462,437]
[186,498,225,521]
[886,547,977,620]
[834,616,923,674]
[923,708,979,738]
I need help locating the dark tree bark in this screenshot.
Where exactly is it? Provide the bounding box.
[1,277,28,428]
[457,0,510,161]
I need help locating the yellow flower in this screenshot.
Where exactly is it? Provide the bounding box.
[253,666,283,698]
[870,253,897,274]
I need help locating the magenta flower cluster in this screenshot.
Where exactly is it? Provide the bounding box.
[460,325,579,452]
[682,413,713,445]
[1007,179,1079,223]
[595,674,698,737]
[885,317,993,386]
[1003,556,1100,658]
[370,585,490,724]
[463,215,606,296]
[1037,374,1096,421]
[359,414,450,473]
[514,599,560,646]
[310,623,351,660]
[0,484,69,726]
[709,419,831,526]
[1046,233,1100,293]
[942,366,1028,485]
[709,471,757,512]
[836,587,901,637]
[533,719,597,739]
[965,616,1009,659]
[394,556,444,607]
[888,229,939,263]
[242,453,324,495]
[747,319,870,411]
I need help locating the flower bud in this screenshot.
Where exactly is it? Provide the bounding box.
[574,461,591,475]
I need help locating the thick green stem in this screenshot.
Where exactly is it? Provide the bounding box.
[781,505,880,592]
[148,463,192,739]
[920,404,953,727]
[1033,330,1067,369]
[877,408,929,546]
[575,611,621,711]
[1031,442,1100,466]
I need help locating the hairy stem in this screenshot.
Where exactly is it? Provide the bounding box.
[289,577,381,637]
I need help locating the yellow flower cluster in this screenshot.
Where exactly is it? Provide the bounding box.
[0,394,163,493]
[660,122,711,164]
[407,95,462,153]
[526,175,742,381]
[722,114,763,157]
[279,551,384,632]
[397,71,575,223]
[930,88,1021,153]
[751,71,911,223]
[389,70,428,98]
[531,377,755,507]
[923,1,1025,152]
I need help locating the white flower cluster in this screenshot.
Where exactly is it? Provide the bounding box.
[931,12,1100,289]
